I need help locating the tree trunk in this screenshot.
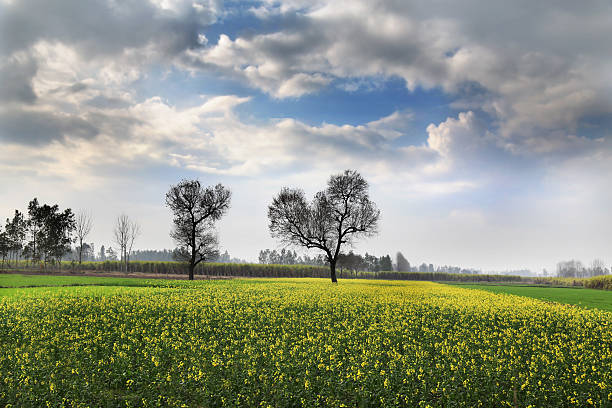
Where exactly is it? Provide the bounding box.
[78,237,83,265]
[330,260,338,283]
[188,263,195,280]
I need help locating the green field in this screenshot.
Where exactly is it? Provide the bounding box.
[1,276,611,407]
[0,273,158,288]
[455,283,612,313]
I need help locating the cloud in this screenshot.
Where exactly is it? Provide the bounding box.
[0,0,219,58]
[0,89,434,186]
[3,0,611,158]
[426,111,491,159]
[0,53,38,104]
[184,0,612,157]
[0,107,98,145]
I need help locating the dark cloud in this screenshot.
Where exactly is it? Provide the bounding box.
[0,108,98,145]
[84,95,132,109]
[0,55,38,104]
[0,0,215,58]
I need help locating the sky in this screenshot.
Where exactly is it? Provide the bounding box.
[1,0,611,273]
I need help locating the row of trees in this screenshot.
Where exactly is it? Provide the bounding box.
[258,249,327,266]
[0,199,74,267]
[395,251,481,274]
[258,248,394,272]
[0,198,141,270]
[556,259,610,278]
[337,251,393,272]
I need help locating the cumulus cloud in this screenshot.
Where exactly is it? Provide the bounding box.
[0,0,219,58]
[0,85,433,186]
[426,111,491,159]
[185,0,612,156]
[3,0,610,160]
[0,53,38,104]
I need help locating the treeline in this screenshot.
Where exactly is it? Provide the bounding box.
[258,248,394,272]
[258,248,482,275]
[395,251,482,274]
[74,247,247,264]
[0,260,527,283]
[258,248,327,266]
[0,199,74,268]
[0,198,144,271]
[556,259,610,278]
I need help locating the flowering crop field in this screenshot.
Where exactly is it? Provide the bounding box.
[1,279,611,407]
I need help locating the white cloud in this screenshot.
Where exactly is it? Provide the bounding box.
[183,0,612,158]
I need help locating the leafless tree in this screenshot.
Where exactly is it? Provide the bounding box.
[589,259,608,276]
[165,180,231,280]
[75,211,93,265]
[557,259,586,278]
[268,169,380,283]
[113,214,140,273]
[127,220,141,265]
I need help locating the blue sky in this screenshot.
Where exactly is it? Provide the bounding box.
[1,0,611,272]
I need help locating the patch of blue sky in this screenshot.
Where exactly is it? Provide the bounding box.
[576,114,612,140]
[134,67,458,144]
[204,1,303,44]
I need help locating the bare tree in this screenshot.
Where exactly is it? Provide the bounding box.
[75,211,93,265]
[127,220,141,265]
[113,214,140,273]
[268,169,380,283]
[589,259,608,276]
[165,180,231,280]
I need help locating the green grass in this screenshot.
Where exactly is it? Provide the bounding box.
[0,273,156,288]
[454,283,612,313]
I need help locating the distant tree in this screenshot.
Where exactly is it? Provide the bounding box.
[380,255,393,271]
[106,246,118,261]
[165,180,231,280]
[557,260,585,278]
[99,245,106,261]
[127,220,140,265]
[75,211,93,265]
[130,249,175,262]
[259,249,270,264]
[24,198,44,262]
[0,228,9,267]
[73,242,95,262]
[338,251,361,272]
[23,199,75,267]
[268,170,380,283]
[589,259,608,276]
[217,250,231,263]
[44,207,75,266]
[396,252,410,272]
[4,211,26,266]
[113,214,140,272]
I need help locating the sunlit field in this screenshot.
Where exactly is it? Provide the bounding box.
[1,278,611,407]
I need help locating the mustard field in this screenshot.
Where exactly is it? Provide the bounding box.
[1,279,611,407]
